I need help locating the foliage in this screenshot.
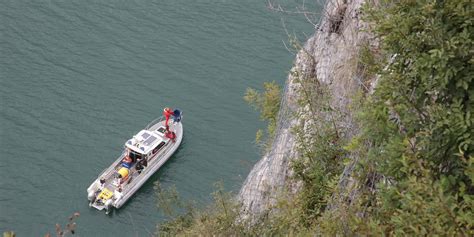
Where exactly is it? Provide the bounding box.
[155,182,246,236]
[290,64,347,226]
[52,212,80,237]
[3,212,80,237]
[362,0,473,181]
[154,181,196,235]
[244,81,281,146]
[357,41,383,90]
[341,0,474,235]
[3,232,15,237]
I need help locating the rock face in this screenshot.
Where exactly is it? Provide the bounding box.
[238,0,375,218]
[238,59,300,217]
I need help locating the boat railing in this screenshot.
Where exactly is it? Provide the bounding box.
[145,116,165,130]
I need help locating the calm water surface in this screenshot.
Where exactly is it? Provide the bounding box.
[0,0,317,235]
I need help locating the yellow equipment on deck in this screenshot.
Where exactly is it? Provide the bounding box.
[98,188,113,200]
[118,167,129,178]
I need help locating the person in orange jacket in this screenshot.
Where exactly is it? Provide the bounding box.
[163,107,175,128]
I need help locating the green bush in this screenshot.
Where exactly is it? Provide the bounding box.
[155,182,246,236]
[290,76,346,227]
[244,81,281,146]
[344,0,474,235]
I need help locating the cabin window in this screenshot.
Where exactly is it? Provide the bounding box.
[152,141,166,154]
[157,127,167,134]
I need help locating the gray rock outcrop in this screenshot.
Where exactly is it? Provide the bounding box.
[238,0,377,218]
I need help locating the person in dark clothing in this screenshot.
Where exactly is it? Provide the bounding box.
[136,157,148,174]
[172,109,181,123]
[136,162,143,174]
[94,177,106,195]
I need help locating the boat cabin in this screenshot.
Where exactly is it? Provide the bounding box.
[124,127,169,160]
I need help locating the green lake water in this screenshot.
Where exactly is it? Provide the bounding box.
[0,0,317,235]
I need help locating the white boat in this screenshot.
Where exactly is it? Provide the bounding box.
[87,110,183,214]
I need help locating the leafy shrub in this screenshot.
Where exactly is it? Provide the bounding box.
[344,0,474,235]
[244,81,281,146]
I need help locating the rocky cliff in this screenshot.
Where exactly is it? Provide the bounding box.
[238,0,377,217]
